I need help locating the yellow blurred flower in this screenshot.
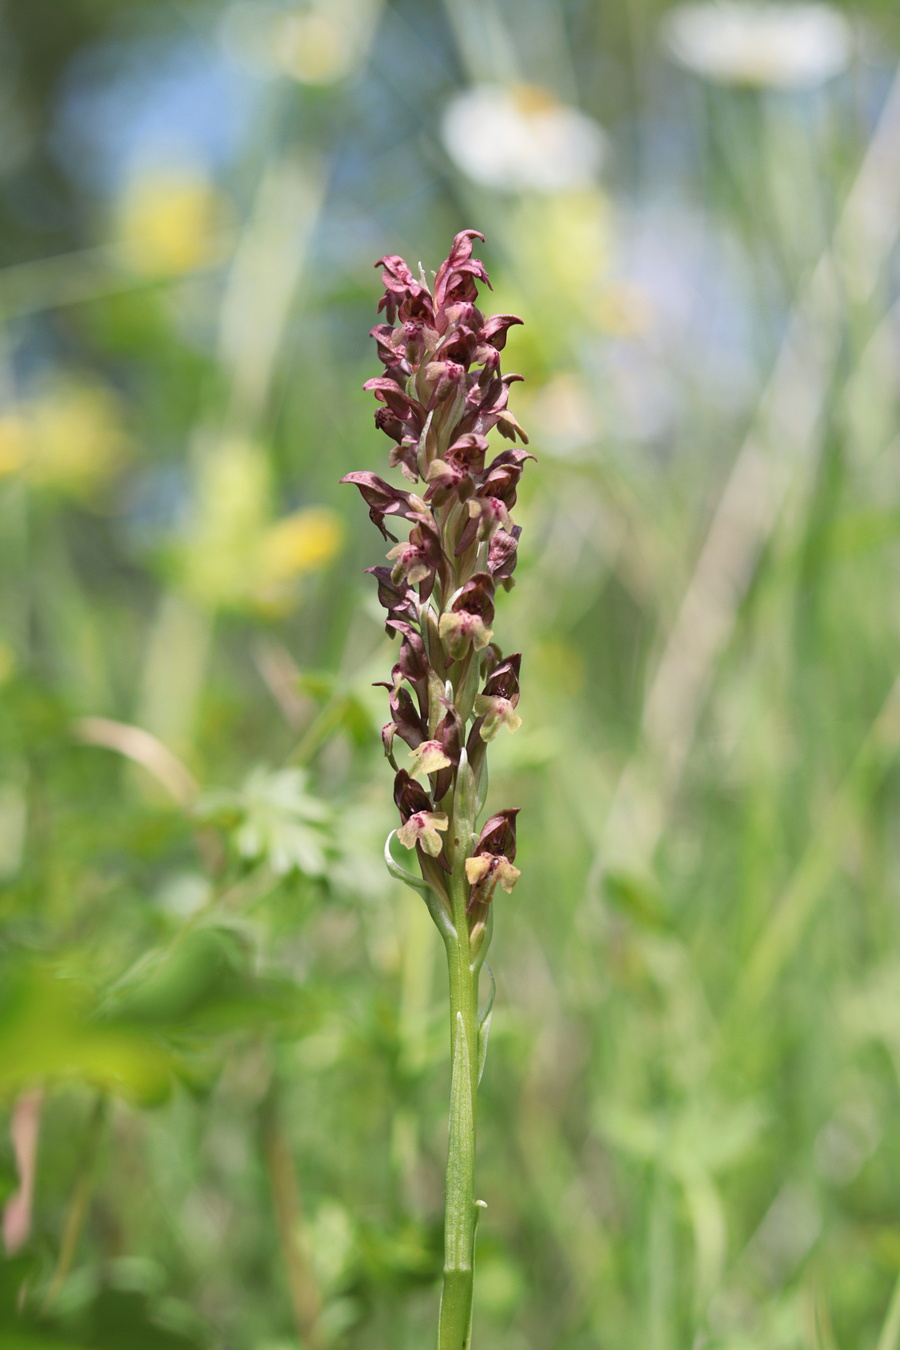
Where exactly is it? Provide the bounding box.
[0,417,27,478]
[502,188,613,335]
[260,508,343,581]
[254,508,343,614]
[180,438,342,613]
[519,190,611,298]
[116,164,230,276]
[224,0,379,85]
[27,384,129,497]
[180,438,270,607]
[0,383,130,501]
[274,9,349,83]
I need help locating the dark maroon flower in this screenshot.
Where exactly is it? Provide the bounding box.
[433,324,479,368]
[449,372,525,446]
[441,300,481,340]
[363,376,426,435]
[439,573,496,659]
[447,433,490,474]
[377,682,427,754]
[376,255,433,326]
[469,653,522,742]
[393,767,432,821]
[388,438,421,483]
[423,359,467,408]
[371,322,404,367]
[373,405,408,444]
[424,456,473,509]
[347,232,533,1342]
[481,448,536,506]
[392,769,452,874]
[364,566,419,628]
[386,514,442,600]
[424,432,491,508]
[435,700,463,762]
[340,471,423,540]
[370,318,430,376]
[346,230,531,928]
[479,313,524,350]
[481,653,521,699]
[464,652,520,780]
[487,526,522,589]
[386,620,431,715]
[429,701,464,801]
[475,809,519,859]
[454,494,511,556]
[432,230,490,313]
[465,809,521,912]
[397,806,449,857]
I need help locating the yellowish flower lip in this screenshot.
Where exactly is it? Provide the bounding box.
[407,739,453,777]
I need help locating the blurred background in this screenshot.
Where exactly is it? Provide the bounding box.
[3,0,900,1346]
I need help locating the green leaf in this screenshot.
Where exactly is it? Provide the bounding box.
[198,766,330,876]
[70,1288,203,1350]
[0,1125,17,1207]
[2,1251,207,1348]
[597,1098,767,1178]
[0,963,174,1104]
[383,832,455,943]
[0,1333,87,1350]
[101,926,317,1042]
[477,964,495,1087]
[604,868,667,929]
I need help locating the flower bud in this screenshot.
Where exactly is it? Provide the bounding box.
[478,807,518,856]
[487,526,522,590]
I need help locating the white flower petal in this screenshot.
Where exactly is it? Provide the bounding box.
[661,3,853,89]
[441,84,606,194]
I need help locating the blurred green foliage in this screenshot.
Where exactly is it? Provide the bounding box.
[3,0,900,1347]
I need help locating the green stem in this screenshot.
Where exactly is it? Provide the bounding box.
[437,812,482,1350]
[260,1077,324,1350]
[44,1093,108,1311]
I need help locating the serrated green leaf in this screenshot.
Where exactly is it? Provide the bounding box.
[198,766,331,877]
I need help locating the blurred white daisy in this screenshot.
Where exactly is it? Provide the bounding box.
[661,3,853,89]
[441,84,606,193]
